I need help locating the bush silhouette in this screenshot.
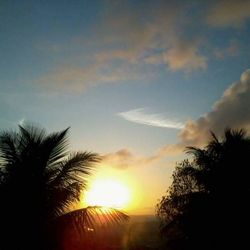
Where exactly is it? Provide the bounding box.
[157,129,250,250]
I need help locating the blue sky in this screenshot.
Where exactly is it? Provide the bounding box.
[1,0,250,214]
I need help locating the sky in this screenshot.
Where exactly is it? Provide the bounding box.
[0,0,250,214]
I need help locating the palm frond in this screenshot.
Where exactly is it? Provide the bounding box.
[18,125,46,145]
[50,152,100,188]
[47,152,100,217]
[210,131,219,143]
[55,206,129,236]
[47,182,82,218]
[224,128,246,139]
[0,124,129,248]
[41,128,70,167]
[185,146,203,156]
[0,131,19,165]
[17,125,47,165]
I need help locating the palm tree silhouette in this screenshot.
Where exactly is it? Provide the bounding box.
[157,129,250,250]
[0,125,128,250]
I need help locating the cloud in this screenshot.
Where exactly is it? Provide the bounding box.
[37,62,149,92]
[118,108,184,129]
[162,40,207,72]
[112,68,250,167]
[18,118,26,126]
[36,1,249,91]
[207,0,250,27]
[157,144,185,157]
[95,49,140,64]
[94,38,206,74]
[102,145,184,169]
[94,2,208,73]
[102,70,250,169]
[144,54,163,65]
[179,69,250,146]
[104,69,250,168]
[39,0,207,91]
[214,40,239,59]
[102,149,135,169]
[144,39,207,72]
[102,149,154,169]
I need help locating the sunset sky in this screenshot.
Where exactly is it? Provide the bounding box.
[1,0,250,214]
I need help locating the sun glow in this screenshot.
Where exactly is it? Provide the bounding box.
[85,179,131,209]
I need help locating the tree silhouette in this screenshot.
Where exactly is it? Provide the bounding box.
[0,125,128,250]
[157,129,250,250]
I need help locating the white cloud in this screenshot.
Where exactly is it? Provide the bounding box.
[118,108,184,129]
[105,69,250,168]
[179,69,250,146]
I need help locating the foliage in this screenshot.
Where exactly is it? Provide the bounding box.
[0,125,128,250]
[157,129,250,250]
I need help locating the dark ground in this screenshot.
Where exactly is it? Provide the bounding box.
[61,215,167,250]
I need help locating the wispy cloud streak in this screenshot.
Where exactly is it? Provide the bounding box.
[118,108,184,129]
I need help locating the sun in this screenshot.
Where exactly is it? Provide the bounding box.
[85,179,131,209]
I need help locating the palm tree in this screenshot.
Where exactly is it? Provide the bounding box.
[157,129,250,250]
[0,125,128,250]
